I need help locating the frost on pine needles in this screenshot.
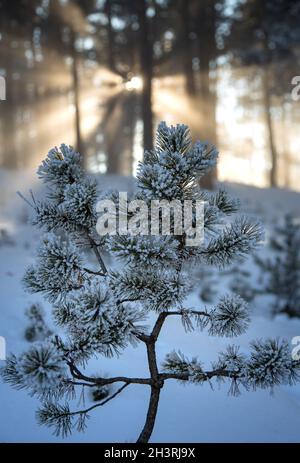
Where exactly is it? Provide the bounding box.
[1,123,299,443]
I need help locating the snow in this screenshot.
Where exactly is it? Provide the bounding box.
[1,171,300,442]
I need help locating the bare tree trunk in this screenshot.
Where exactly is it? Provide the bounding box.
[104,0,116,72]
[1,25,17,168]
[262,65,277,187]
[197,0,217,190]
[2,75,16,168]
[180,0,196,96]
[141,71,153,152]
[123,92,138,174]
[104,93,126,174]
[70,34,83,158]
[136,0,154,152]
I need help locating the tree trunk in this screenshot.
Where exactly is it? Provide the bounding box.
[2,74,16,168]
[136,338,162,443]
[281,100,290,188]
[137,0,154,152]
[71,34,83,158]
[104,93,126,174]
[262,65,277,187]
[123,92,138,174]
[197,0,217,190]
[180,0,196,96]
[136,385,161,443]
[104,0,116,72]
[1,24,17,168]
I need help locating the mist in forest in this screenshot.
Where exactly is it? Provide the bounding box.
[0,0,299,190]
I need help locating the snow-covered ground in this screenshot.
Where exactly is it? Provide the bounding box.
[1,171,300,443]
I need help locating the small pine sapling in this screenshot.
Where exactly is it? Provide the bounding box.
[228,260,255,303]
[196,266,218,303]
[24,303,53,342]
[1,124,300,443]
[0,228,15,247]
[256,214,300,317]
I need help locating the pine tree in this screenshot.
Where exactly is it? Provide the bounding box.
[24,303,53,342]
[256,214,300,317]
[197,265,217,303]
[228,260,255,303]
[1,123,299,443]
